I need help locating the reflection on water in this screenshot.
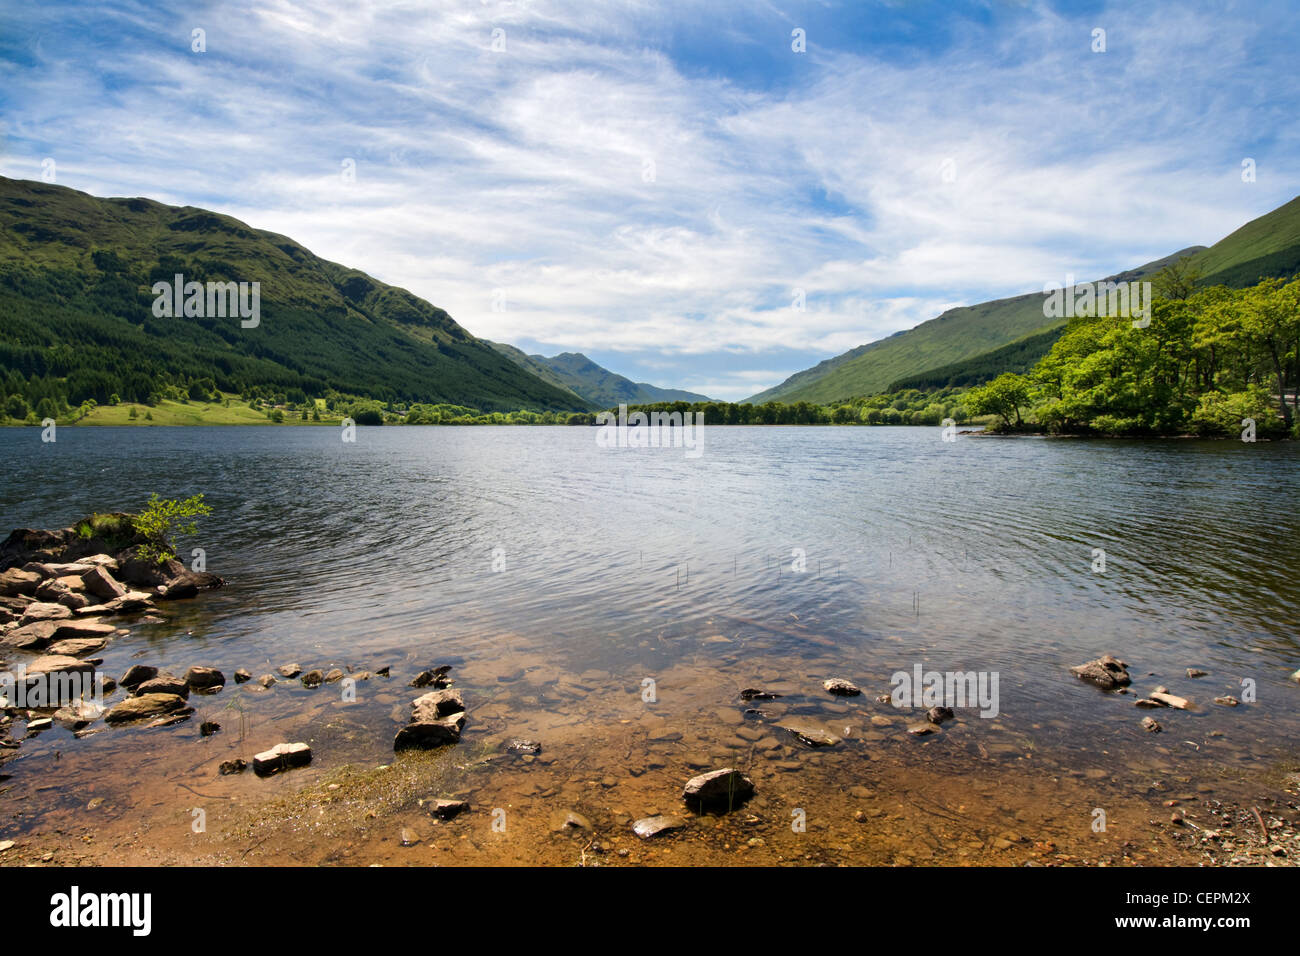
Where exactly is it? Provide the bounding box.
[1,425,1298,853]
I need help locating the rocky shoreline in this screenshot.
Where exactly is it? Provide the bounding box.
[3,519,1298,866]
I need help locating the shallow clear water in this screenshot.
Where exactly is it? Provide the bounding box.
[2,424,1299,832]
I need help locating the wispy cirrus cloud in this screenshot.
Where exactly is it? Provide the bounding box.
[1,0,1297,399]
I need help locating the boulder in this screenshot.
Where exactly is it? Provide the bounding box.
[157,571,224,600]
[80,566,126,602]
[1,620,59,650]
[184,666,225,690]
[1070,654,1131,689]
[394,690,467,751]
[682,769,755,813]
[0,568,41,597]
[120,664,158,688]
[117,556,184,589]
[18,602,72,625]
[105,693,191,725]
[53,700,104,728]
[822,677,861,697]
[252,742,312,776]
[134,675,189,699]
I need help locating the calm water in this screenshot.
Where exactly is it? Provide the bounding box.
[2,425,1299,817]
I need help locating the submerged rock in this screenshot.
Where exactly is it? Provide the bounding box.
[633,815,689,839]
[432,799,470,820]
[739,688,782,701]
[682,768,755,813]
[219,758,247,775]
[783,721,839,748]
[926,706,955,725]
[257,674,277,688]
[552,810,592,832]
[278,663,301,678]
[1070,654,1131,689]
[252,742,312,776]
[1141,716,1162,733]
[506,739,542,756]
[301,670,324,689]
[233,668,252,683]
[1214,696,1240,707]
[822,678,861,697]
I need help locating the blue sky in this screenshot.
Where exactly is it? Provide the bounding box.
[2,0,1298,400]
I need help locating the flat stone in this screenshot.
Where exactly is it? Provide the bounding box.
[19,602,72,625]
[134,675,189,698]
[0,568,41,596]
[633,814,689,839]
[907,722,940,736]
[1,620,59,649]
[1213,696,1239,707]
[53,700,104,727]
[46,637,109,657]
[782,721,839,747]
[252,742,312,776]
[1149,691,1192,710]
[105,693,191,725]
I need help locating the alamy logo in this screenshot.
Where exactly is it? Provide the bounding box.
[890,663,999,718]
[595,404,705,458]
[1,664,104,708]
[49,886,151,936]
[1043,275,1151,328]
[151,273,260,328]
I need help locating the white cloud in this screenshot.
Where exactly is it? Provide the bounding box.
[2,0,1298,400]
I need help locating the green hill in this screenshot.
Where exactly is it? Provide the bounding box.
[487,343,712,406]
[1188,195,1300,287]
[0,176,591,412]
[744,248,1200,405]
[746,193,1300,405]
[884,326,1065,393]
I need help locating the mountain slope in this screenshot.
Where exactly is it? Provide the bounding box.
[744,248,1201,405]
[0,177,591,412]
[748,194,1300,405]
[487,343,712,406]
[1188,194,1300,287]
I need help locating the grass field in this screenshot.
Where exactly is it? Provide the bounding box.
[1,397,347,426]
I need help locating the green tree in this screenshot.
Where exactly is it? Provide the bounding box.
[965,373,1032,429]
